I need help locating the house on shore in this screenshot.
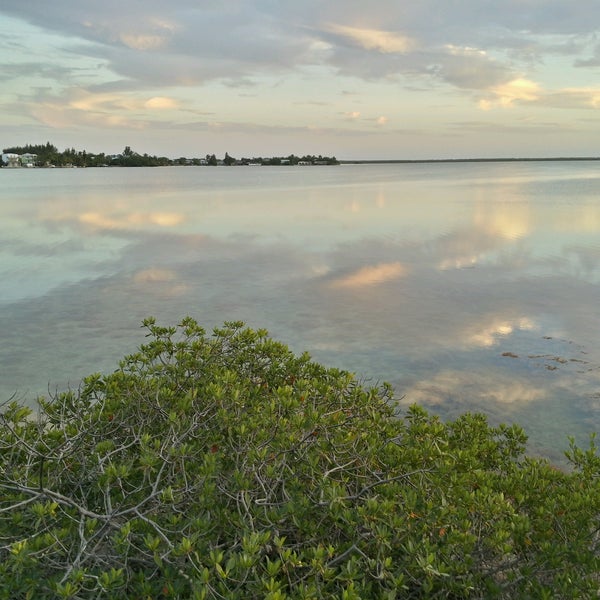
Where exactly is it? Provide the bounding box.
[1,153,20,167]
[20,153,37,167]
[1,152,38,167]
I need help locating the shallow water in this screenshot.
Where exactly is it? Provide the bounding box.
[1,162,599,464]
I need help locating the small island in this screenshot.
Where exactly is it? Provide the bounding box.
[1,142,339,168]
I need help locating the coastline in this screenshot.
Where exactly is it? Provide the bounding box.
[340,156,600,165]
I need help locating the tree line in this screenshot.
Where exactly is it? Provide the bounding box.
[2,143,338,168]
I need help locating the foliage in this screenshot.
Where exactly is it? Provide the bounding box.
[3,141,59,157]
[3,143,106,168]
[2,142,338,168]
[238,154,339,166]
[223,152,236,166]
[110,147,172,167]
[1,318,599,598]
[3,142,60,166]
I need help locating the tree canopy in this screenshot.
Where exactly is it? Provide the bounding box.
[2,143,339,168]
[1,318,599,598]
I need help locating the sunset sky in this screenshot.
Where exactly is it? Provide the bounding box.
[1,1,600,160]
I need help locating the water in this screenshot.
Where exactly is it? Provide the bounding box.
[1,162,599,464]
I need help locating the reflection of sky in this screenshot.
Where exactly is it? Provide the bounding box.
[1,162,600,464]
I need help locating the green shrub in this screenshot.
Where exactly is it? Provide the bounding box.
[1,318,599,598]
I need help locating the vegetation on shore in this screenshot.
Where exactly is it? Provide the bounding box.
[1,143,338,168]
[1,318,599,598]
[4,143,597,168]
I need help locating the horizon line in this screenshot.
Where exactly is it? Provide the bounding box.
[340,156,600,164]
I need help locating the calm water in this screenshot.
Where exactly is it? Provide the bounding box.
[2,162,599,463]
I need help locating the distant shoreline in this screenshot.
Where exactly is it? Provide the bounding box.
[3,154,600,169]
[340,156,600,165]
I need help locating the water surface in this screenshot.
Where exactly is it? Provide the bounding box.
[2,162,599,464]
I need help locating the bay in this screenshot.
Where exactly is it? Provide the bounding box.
[1,161,599,464]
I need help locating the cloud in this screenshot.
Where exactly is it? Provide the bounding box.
[144,96,179,109]
[20,86,183,131]
[434,45,516,90]
[0,3,563,92]
[477,82,600,111]
[114,17,180,51]
[533,88,600,109]
[0,61,74,83]
[66,90,178,113]
[448,119,573,136]
[28,99,149,130]
[2,1,600,158]
[479,78,541,108]
[0,4,316,90]
[119,33,170,51]
[575,43,600,67]
[324,23,415,54]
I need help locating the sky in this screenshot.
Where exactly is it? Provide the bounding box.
[1,1,600,160]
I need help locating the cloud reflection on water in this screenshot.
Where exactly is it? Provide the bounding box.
[79,210,185,230]
[403,368,546,408]
[329,262,408,288]
[466,317,536,348]
[1,164,600,464]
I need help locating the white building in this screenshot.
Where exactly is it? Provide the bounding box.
[1,153,20,167]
